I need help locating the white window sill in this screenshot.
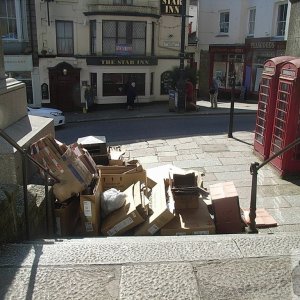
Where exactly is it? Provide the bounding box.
[215,34,229,37]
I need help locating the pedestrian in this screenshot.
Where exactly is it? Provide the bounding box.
[84,85,93,112]
[126,81,136,110]
[209,77,219,108]
[185,79,198,111]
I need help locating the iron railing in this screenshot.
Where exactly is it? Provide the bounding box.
[0,129,59,240]
[249,136,300,233]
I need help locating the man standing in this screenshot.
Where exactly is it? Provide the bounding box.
[209,77,219,109]
[126,81,137,110]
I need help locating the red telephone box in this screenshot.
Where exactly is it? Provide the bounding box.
[270,58,300,176]
[254,56,295,160]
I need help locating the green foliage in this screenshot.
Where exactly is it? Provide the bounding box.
[169,66,198,88]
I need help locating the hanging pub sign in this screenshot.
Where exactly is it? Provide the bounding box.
[161,0,182,15]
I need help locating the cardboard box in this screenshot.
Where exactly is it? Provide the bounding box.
[109,159,125,166]
[54,196,80,236]
[173,194,199,210]
[146,164,188,182]
[99,164,147,191]
[101,184,145,236]
[30,137,93,202]
[80,175,102,236]
[132,181,149,220]
[160,199,215,236]
[171,173,200,210]
[134,179,175,236]
[210,181,243,234]
[53,148,93,202]
[92,154,109,165]
[69,143,97,175]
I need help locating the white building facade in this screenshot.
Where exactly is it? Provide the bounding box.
[1,0,38,104]
[34,0,193,111]
[197,0,291,98]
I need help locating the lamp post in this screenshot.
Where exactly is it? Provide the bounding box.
[228,71,236,138]
[177,0,187,112]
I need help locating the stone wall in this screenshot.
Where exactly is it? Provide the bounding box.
[0,184,54,243]
[286,0,300,56]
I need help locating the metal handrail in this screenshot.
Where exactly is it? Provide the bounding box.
[0,129,60,240]
[248,137,300,233]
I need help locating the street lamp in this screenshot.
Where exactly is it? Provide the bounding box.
[177,0,187,113]
[228,71,236,138]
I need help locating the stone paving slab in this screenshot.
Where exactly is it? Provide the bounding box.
[0,265,120,300]
[234,235,300,257]
[193,256,293,300]
[119,263,199,300]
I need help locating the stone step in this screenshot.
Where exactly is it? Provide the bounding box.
[1,233,300,299]
[2,233,300,267]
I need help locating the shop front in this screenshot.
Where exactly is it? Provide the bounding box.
[4,55,33,103]
[245,38,286,97]
[209,45,245,97]
[86,56,159,105]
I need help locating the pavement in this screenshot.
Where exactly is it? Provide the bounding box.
[2,98,300,299]
[64,98,258,123]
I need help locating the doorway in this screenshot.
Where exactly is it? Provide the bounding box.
[49,62,81,111]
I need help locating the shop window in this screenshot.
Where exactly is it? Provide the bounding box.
[213,53,244,90]
[214,62,227,89]
[103,73,145,97]
[8,71,32,103]
[248,8,256,36]
[90,73,97,97]
[0,0,27,40]
[56,21,74,55]
[103,21,146,56]
[219,11,229,34]
[90,20,96,55]
[276,3,288,36]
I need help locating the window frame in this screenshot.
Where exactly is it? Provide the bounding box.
[248,8,256,36]
[90,20,96,55]
[219,11,230,34]
[0,0,27,41]
[56,20,74,56]
[102,20,146,56]
[276,3,288,37]
[103,73,145,97]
